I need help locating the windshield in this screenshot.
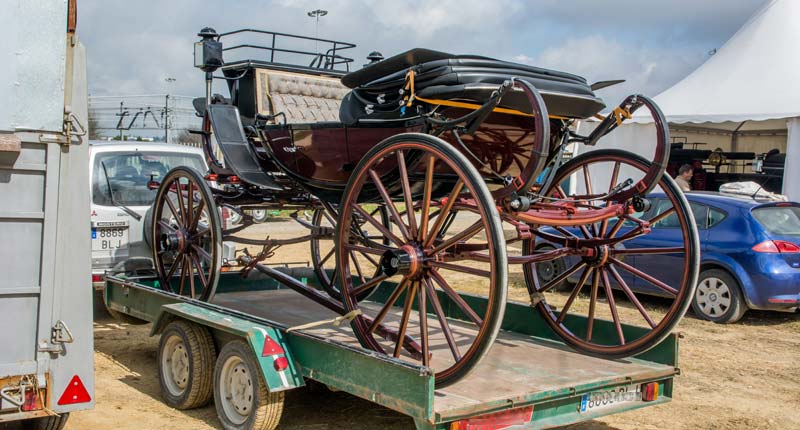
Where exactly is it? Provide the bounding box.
[752,206,800,236]
[92,151,205,207]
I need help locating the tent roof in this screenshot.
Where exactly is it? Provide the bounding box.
[633,0,800,127]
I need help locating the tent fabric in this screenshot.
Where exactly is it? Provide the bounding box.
[783,118,800,199]
[631,0,800,124]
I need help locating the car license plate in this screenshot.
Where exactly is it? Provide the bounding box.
[92,224,129,251]
[580,384,641,413]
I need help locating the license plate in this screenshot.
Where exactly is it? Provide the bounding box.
[580,384,641,413]
[92,226,129,251]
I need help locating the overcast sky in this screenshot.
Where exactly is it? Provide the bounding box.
[78,0,767,104]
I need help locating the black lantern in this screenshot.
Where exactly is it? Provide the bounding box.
[194,27,223,72]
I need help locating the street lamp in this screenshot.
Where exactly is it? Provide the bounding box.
[307,9,328,53]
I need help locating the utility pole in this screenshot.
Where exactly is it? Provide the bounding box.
[164,77,176,143]
[307,9,328,54]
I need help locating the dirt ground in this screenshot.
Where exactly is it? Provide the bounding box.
[16,218,799,430]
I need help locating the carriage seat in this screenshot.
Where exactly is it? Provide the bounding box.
[254,69,349,124]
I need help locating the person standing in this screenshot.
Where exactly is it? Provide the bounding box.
[675,164,693,192]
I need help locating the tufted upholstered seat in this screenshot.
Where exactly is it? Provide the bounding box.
[254,69,349,123]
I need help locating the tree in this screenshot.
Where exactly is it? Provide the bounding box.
[175,129,202,147]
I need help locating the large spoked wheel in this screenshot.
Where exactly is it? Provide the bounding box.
[152,167,222,301]
[337,133,508,388]
[523,149,699,358]
[310,206,390,301]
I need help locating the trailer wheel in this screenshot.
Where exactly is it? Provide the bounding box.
[213,341,284,430]
[158,320,215,409]
[20,413,69,430]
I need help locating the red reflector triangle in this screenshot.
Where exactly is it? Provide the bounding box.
[58,375,91,405]
[261,335,284,356]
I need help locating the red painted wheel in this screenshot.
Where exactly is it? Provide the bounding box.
[337,133,507,388]
[152,167,222,301]
[523,149,699,357]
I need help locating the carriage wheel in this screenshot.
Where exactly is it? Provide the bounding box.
[523,149,699,357]
[337,133,507,387]
[310,206,389,301]
[152,167,222,301]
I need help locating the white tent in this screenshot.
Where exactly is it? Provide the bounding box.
[585,0,800,201]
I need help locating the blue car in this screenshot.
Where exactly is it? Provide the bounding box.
[535,192,800,323]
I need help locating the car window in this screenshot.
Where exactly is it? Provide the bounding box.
[650,199,708,229]
[707,208,727,228]
[93,151,205,207]
[752,206,800,236]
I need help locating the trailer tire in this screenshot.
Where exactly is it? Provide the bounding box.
[21,413,69,430]
[158,320,215,409]
[213,340,284,430]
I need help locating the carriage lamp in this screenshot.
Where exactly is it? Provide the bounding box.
[364,51,384,67]
[194,27,223,72]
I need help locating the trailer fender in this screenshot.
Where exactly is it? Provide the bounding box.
[150,303,304,392]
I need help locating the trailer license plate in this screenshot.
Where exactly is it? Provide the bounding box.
[580,384,641,413]
[92,226,129,251]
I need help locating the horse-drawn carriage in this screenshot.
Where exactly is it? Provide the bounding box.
[150,28,699,387]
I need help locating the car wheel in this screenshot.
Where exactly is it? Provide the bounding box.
[692,269,747,323]
[250,210,268,223]
[534,246,568,291]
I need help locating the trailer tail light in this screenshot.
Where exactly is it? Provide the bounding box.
[273,356,289,371]
[221,207,230,230]
[641,382,659,402]
[449,405,534,430]
[92,274,103,283]
[21,389,39,411]
[57,375,91,405]
[752,240,800,253]
[261,336,284,356]
[205,173,218,181]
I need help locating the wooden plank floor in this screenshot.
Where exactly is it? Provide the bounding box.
[213,289,675,418]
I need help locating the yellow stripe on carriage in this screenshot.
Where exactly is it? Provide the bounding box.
[403,69,570,120]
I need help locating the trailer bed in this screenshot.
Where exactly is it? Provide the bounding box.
[105,272,679,429]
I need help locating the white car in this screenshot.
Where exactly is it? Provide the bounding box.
[89,141,233,288]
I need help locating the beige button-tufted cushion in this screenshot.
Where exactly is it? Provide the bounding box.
[255,69,349,123]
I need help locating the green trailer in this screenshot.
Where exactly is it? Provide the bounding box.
[104,270,679,430]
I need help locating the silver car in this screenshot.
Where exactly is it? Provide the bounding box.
[90,142,215,287]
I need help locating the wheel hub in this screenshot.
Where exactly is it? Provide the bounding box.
[380,244,424,278]
[584,245,610,268]
[161,229,189,252]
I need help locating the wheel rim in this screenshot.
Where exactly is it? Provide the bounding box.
[161,335,189,396]
[696,277,732,317]
[536,252,565,284]
[152,168,221,301]
[337,136,506,387]
[251,210,267,222]
[218,355,253,425]
[523,150,699,357]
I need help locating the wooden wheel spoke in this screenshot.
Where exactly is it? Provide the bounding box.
[539,261,586,293]
[600,268,625,344]
[186,254,196,299]
[368,277,411,333]
[191,253,208,288]
[424,180,464,248]
[350,250,367,285]
[556,267,592,324]
[417,280,430,366]
[608,265,656,328]
[609,161,621,194]
[319,248,335,266]
[429,261,491,278]
[165,250,184,279]
[429,220,483,255]
[186,181,194,229]
[393,281,418,358]
[173,179,187,224]
[191,243,212,263]
[586,269,600,341]
[178,258,188,295]
[189,197,206,232]
[607,217,626,239]
[352,203,403,247]
[157,219,177,234]
[358,251,380,268]
[430,270,483,326]
[164,197,180,223]
[610,257,678,296]
[323,209,337,225]
[350,273,389,297]
[649,207,676,225]
[423,278,461,361]
[418,155,435,242]
[396,150,418,238]
[343,243,387,256]
[368,169,411,242]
